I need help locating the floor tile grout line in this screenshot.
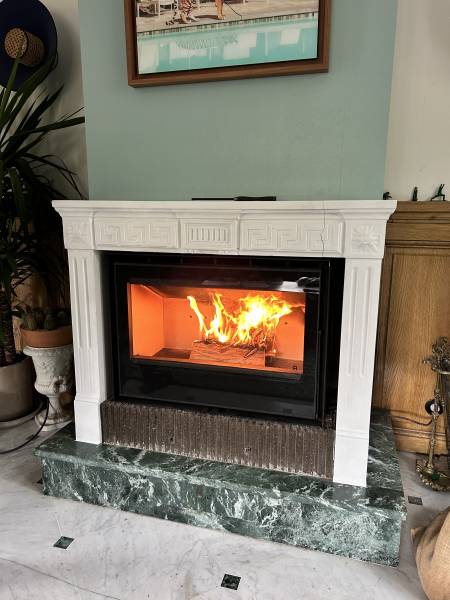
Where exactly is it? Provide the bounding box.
[0,556,122,600]
[54,510,63,538]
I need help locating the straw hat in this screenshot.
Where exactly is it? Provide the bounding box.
[0,0,57,89]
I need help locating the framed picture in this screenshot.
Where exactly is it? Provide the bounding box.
[124,0,330,86]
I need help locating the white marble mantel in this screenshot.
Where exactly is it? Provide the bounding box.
[54,199,397,487]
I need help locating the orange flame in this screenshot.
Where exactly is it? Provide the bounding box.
[187,292,298,351]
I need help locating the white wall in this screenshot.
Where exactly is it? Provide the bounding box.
[385,0,450,201]
[41,0,88,196]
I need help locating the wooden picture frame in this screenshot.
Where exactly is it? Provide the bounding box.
[125,0,330,86]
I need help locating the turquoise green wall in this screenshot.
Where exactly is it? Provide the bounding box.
[79,0,397,201]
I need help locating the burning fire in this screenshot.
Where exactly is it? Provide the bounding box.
[187,292,299,352]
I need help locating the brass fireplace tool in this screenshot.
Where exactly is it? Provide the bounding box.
[416,337,450,492]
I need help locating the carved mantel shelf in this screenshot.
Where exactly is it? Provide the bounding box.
[54,199,397,488]
[54,200,395,259]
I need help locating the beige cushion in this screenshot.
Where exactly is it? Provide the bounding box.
[412,507,450,600]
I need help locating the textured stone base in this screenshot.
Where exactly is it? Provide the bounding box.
[35,412,406,566]
[101,400,335,479]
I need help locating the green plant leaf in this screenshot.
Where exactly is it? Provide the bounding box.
[0,56,20,116]
[0,55,83,364]
[8,167,30,225]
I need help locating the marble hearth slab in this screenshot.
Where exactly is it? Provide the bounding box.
[35,412,406,566]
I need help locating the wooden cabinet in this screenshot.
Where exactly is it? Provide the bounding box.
[373,202,450,454]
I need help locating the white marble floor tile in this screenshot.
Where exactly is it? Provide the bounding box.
[1,421,449,600]
[0,559,117,600]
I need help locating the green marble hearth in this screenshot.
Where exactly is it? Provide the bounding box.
[35,412,406,566]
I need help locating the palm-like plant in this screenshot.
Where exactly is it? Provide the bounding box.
[0,56,84,367]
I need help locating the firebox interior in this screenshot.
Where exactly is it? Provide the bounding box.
[128,284,305,374]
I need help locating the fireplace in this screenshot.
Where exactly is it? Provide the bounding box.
[110,253,344,423]
[54,199,397,487]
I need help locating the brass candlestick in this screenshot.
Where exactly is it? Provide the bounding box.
[416,337,450,492]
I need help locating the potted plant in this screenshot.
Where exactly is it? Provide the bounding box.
[0,56,84,422]
[0,221,35,420]
[21,307,72,348]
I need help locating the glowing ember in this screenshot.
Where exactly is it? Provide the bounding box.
[187,292,300,352]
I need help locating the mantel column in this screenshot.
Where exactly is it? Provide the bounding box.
[333,258,383,487]
[67,248,111,444]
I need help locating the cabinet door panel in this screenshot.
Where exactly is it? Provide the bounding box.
[383,252,450,452]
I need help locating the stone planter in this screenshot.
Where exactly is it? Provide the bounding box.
[0,356,34,422]
[23,344,74,430]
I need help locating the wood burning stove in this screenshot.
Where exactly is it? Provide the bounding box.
[109,253,344,423]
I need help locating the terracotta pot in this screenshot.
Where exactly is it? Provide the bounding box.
[0,355,34,422]
[21,325,72,349]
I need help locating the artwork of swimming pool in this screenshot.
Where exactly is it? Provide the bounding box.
[137,15,318,74]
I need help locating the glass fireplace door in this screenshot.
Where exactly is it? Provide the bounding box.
[128,284,306,375]
[109,253,341,422]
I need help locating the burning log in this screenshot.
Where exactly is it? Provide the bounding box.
[187,292,293,350]
[190,340,265,368]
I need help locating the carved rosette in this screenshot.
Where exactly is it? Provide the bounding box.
[350,225,383,256]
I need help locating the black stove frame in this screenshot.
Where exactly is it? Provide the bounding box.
[107,253,344,423]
